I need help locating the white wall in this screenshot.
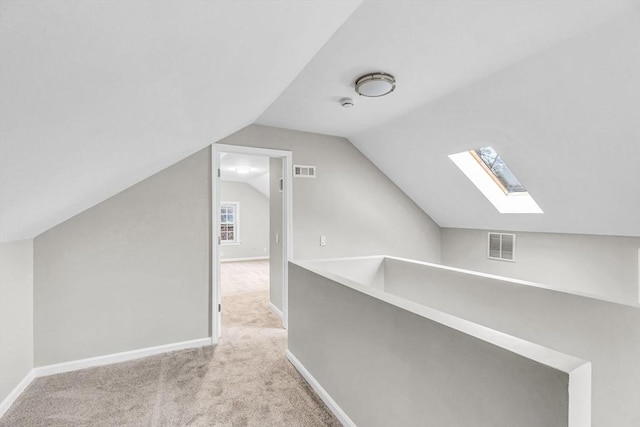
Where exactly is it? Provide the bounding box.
[288,261,586,427]
[218,125,442,262]
[441,228,640,305]
[34,148,211,366]
[380,256,639,427]
[0,239,33,404]
[220,181,269,260]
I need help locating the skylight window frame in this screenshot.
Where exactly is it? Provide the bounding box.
[470,149,518,195]
[449,147,543,214]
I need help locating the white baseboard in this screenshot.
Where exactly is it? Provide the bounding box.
[221,256,269,263]
[35,337,211,377]
[1,338,212,418]
[286,350,355,427]
[268,301,283,319]
[0,369,36,418]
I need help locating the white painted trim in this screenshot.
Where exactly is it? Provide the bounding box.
[34,338,211,377]
[0,369,36,418]
[0,338,212,419]
[212,146,222,343]
[283,148,293,330]
[221,256,269,263]
[286,350,356,427]
[212,143,293,337]
[268,301,283,319]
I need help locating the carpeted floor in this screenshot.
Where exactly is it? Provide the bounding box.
[1,260,340,427]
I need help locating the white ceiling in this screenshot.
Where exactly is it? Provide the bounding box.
[259,0,640,237]
[2,0,638,241]
[257,0,636,138]
[0,0,360,242]
[220,153,270,198]
[352,13,640,236]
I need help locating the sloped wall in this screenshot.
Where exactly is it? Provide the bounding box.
[34,149,211,366]
[29,123,442,367]
[218,125,442,262]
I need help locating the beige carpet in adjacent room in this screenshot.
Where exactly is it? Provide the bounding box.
[1,260,340,426]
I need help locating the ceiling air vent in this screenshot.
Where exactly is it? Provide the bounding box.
[294,165,316,178]
[487,232,516,262]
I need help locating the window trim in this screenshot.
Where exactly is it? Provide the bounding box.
[449,148,543,214]
[470,149,525,195]
[220,201,240,244]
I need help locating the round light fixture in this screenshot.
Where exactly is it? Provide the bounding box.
[235,166,251,174]
[340,97,355,108]
[354,72,396,97]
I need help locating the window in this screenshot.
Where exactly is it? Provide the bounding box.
[472,147,526,194]
[220,202,239,244]
[488,232,516,262]
[449,146,543,214]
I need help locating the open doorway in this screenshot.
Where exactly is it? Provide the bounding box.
[211,144,292,344]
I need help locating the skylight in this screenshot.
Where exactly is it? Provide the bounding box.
[472,147,526,194]
[449,146,543,214]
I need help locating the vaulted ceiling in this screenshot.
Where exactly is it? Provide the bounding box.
[258,0,640,237]
[1,0,639,242]
[220,153,270,198]
[0,0,360,241]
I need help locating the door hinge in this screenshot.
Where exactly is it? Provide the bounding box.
[218,168,220,178]
[218,236,221,245]
[218,304,221,313]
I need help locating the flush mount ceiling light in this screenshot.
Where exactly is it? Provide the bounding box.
[235,166,251,174]
[354,72,396,97]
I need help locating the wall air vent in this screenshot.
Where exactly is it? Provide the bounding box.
[293,165,316,178]
[488,232,516,262]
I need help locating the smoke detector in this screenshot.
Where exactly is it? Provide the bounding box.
[355,72,396,97]
[340,97,355,108]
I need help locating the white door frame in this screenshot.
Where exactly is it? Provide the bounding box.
[210,143,293,344]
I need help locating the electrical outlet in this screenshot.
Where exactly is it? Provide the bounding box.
[320,235,326,246]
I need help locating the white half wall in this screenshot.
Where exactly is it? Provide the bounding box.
[0,239,34,404]
[441,228,640,305]
[288,261,590,427]
[220,181,269,260]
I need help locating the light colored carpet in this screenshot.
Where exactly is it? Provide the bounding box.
[1,260,340,427]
